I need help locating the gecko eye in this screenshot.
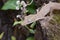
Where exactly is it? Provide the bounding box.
[16,15,22,18]
[16,15,22,21]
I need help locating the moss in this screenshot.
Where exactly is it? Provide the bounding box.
[53,10,60,24]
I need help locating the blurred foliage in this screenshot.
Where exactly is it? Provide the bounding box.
[13,20,23,26]
[26,36,34,40]
[1,0,36,40]
[29,29,35,34]
[11,36,16,40]
[2,0,17,10]
[26,2,36,14]
[2,0,36,14]
[47,10,60,40]
[0,32,4,39]
[25,26,35,34]
[53,10,60,24]
[30,22,36,29]
[1,0,60,40]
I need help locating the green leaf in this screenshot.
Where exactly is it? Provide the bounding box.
[0,32,4,39]
[25,26,35,34]
[11,36,16,40]
[2,0,17,10]
[27,2,36,14]
[13,21,23,26]
[26,37,34,40]
[30,22,36,29]
[27,8,36,14]
[29,29,35,34]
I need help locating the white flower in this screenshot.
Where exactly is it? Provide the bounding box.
[21,1,27,7]
[16,0,20,5]
[16,6,19,10]
[21,7,23,10]
[21,6,28,13]
[16,0,20,10]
